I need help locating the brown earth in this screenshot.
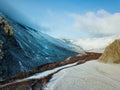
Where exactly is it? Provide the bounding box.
[99,39,120,64]
[0,52,101,90]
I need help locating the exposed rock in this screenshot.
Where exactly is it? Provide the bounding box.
[0,16,13,36]
[0,40,4,60]
[98,39,120,63]
[0,40,4,79]
[0,16,20,80]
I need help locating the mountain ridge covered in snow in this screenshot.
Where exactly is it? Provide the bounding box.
[61,35,120,52]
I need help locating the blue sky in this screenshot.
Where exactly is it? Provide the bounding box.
[1,0,120,39]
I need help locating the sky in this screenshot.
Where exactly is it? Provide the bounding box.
[0,0,120,39]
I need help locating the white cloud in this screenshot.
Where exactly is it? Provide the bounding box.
[69,9,120,37]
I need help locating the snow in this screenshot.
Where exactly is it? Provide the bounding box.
[62,35,120,52]
[25,62,77,80]
[45,60,120,90]
[18,61,25,71]
[72,38,112,51]
[1,62,77,87]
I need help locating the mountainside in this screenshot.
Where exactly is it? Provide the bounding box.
[0,12,84,79]
[61,36,120,52]
[99,39,120,63]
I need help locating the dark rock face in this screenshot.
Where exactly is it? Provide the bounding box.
[0,16,22,79]
[0,13,84,80]
[0,40,4,77]
[0,40,4,60]
[0,16,13,36]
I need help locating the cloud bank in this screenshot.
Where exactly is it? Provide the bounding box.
[69,9,120,37]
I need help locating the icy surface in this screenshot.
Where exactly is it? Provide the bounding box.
[45,60,120,90]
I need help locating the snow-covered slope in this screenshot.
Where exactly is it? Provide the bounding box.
[61,36,120,52]
[45,60,120,90]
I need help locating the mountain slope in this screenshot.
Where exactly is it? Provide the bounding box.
[61,36,120,52]
[0,12,84,79]
[99,39,120,63]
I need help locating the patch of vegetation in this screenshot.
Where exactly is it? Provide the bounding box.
[0,16,14,36]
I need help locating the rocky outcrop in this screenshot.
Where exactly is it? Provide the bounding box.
[0,40,4,60]
[0,16,20,80]
[0,16,13,36]
[0,52,102,90]
[0,40,4,78]
[98,39,120,63]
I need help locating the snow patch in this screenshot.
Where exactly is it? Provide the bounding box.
[25,62,77,80]
[45,60,120,90]
[18,61,26,71]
